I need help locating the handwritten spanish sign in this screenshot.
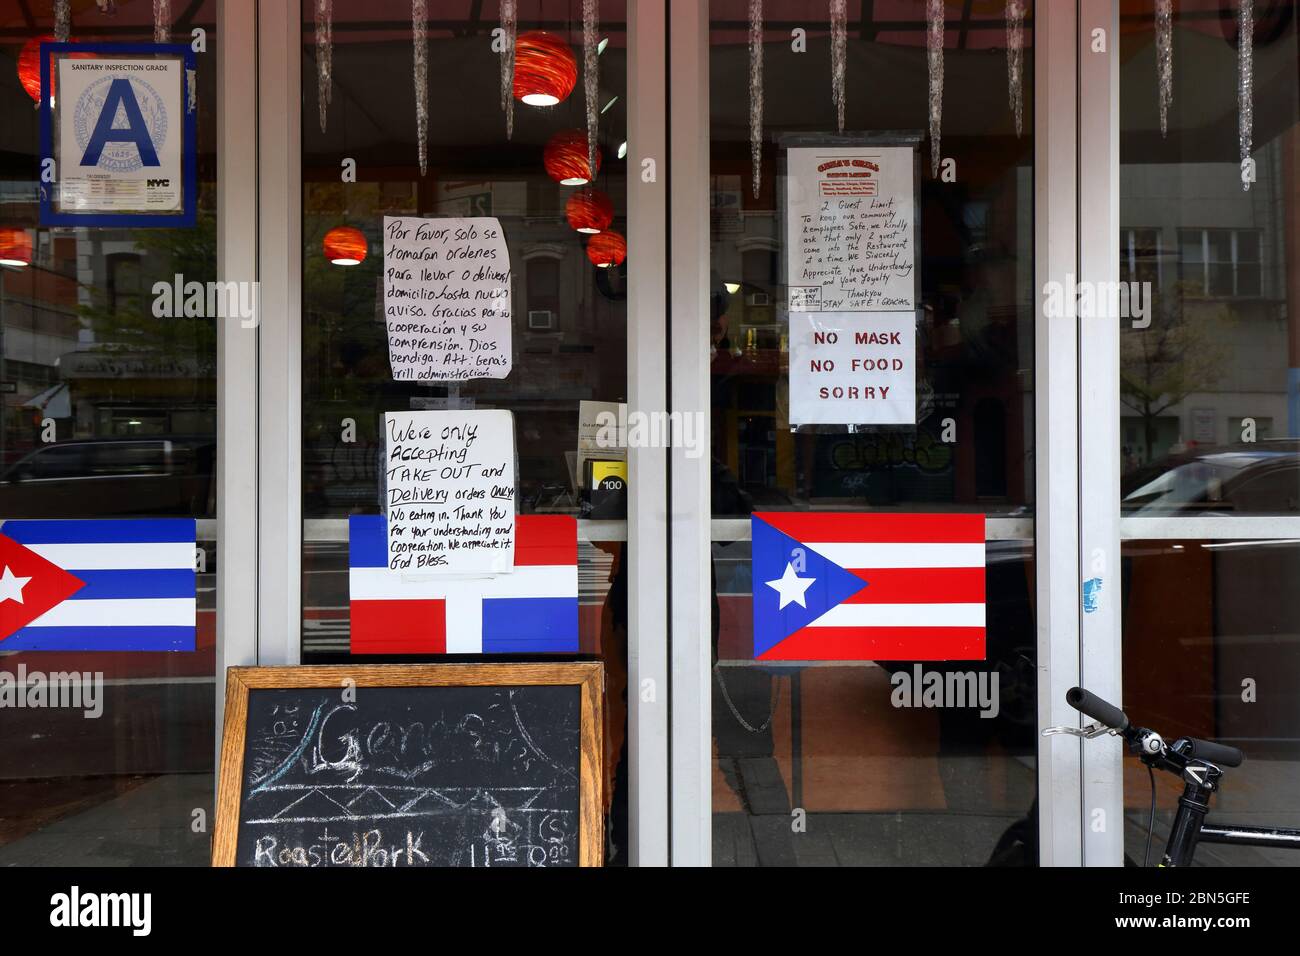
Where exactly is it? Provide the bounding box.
[786,145,917,426]
[384,410,515,574]
[383,216,513,381]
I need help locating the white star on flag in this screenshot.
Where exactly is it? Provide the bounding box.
[0,565,33,605]
[765,562,815,610]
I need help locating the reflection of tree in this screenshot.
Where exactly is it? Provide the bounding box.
[76,210,218,376]
[1120,282,1233,463]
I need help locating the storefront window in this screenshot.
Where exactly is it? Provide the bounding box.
[297,1,634,863]
[708,0,1038,866]
[1119,0,1300,865]
[0,1,218,865]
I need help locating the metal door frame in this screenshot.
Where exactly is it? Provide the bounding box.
[214,0,672,866]
[663,0,1120,867]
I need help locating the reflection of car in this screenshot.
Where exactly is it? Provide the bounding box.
[0,436,215,518]
[1122,441,1300,516]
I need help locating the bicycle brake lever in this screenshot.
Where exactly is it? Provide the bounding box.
[1041,722,1116,740]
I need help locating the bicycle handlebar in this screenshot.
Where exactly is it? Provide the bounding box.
[1183,737,1244,768]
[1066,686,1129,731]
[1065,686,1245,769]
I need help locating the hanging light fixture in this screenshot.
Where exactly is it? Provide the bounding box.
[586,230,626,268]
[544,129,600,185]
[513,30,577,106]
[0,228,32,267]
[323,225,367,266]
[18,36,55,104]
[565,189,614,234]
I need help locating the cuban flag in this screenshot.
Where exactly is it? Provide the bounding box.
[752,512,985,662]
[0,519,197,652]
[348,514,578,654]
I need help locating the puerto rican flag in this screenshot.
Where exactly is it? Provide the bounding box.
[752,512,985,662]
[0,519,197,651]
[348,514,578,654]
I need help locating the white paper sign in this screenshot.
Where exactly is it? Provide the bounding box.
[383,215,513,381]
[785,146,915,313]
[384,410,515,574]
[789,312,916,426]
[57,57,185,213]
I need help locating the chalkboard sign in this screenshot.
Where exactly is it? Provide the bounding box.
[212,663,603,867]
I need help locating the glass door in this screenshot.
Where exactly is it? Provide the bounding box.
[677,0,1044,866]
[1109,0,1300,866]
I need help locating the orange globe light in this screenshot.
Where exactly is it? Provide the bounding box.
[544,129,600,186]
[0,227,32,267]
[323,225,367,266]
[16,36,90,105]
[513,31,578,107]
[18,36,54,104]
[565,189,615,234]
[587,230,626,269]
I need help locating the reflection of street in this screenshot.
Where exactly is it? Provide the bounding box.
[0,563,216,863]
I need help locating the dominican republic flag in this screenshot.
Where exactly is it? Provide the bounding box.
[752,512,985,662]
[348,514,578,654]
[0,519,197,652]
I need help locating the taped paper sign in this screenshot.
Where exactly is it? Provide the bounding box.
[383,215,513,381]
[789,311,916,426]
[751,512,986,662]
[384,410,515,575]
[785,146,915,313]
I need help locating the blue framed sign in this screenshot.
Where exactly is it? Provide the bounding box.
[39,42,197,228]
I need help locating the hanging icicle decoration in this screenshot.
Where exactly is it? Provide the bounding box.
[500,0,517,139]
[1155,0,1173,137]
[413,0,428,176]
[749,0,763,198]
[315,0,333,132]
[54,0,71,42]
[831,0,847,133]
[583,0,599,180]
[1238,0,1254,191]
[926,0,944,177]
[1006,0,1024,137]
[153,0,170,43]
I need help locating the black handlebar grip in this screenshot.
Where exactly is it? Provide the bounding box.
[1065,687,1129,731]
[1184,738,1245,768]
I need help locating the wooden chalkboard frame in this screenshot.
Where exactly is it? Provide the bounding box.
[212,662,604,867]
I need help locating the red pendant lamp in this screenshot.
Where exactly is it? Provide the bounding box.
[0,228,32,267]
[565,189,614,234]
[323,225,367,266]
[18,36,55,105]
[17,35,90,106]
[545,129,601,186]
[513,31,578,107]
[587,230,626,269]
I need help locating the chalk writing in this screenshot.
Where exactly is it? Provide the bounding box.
[235,685,580,867]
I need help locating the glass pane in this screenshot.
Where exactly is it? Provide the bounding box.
[298,1,633,864]
[709,0,1037,866]
[1120,1,1300,865]
[0,1,219,866]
